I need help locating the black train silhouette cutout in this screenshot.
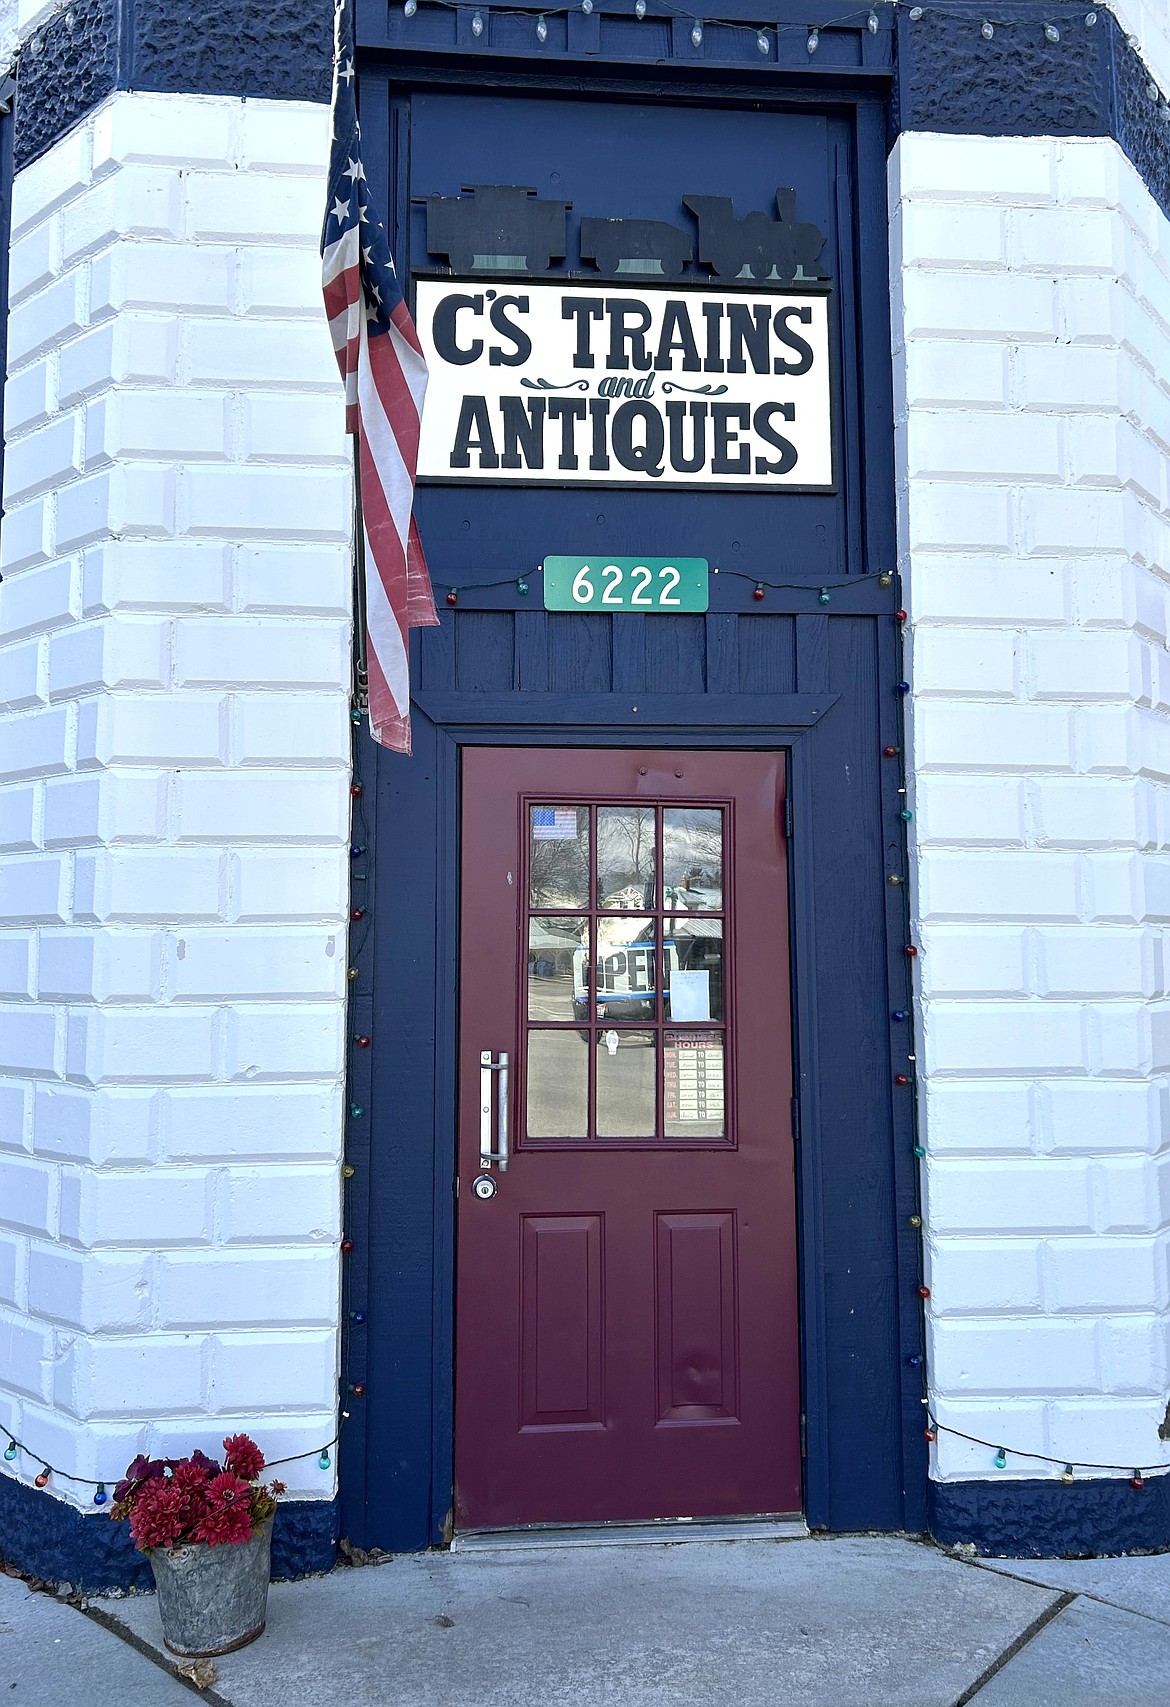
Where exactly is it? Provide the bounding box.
[423,185,570,273]
[420,184,828,282]
[684,190,829,281]
[579,216,693,277]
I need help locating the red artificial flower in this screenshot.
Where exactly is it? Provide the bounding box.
[222,1434,265,1482]
[171,1458,214,1493]
[206,1471,250,1509]
[128,1480,189,1552]
[193,1498,255,1547]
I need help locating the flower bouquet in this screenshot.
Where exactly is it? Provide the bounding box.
[113,1435,284,1657]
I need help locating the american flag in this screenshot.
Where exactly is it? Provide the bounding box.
[322,0,437,754]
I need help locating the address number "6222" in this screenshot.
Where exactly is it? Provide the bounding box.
[573,563,681,606]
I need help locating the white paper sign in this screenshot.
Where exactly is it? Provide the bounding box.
[668,970,711,1022]
[415,280,833,490]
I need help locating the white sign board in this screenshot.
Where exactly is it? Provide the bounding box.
[415,280,834,491]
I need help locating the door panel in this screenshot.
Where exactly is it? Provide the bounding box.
[455,747,799,1528]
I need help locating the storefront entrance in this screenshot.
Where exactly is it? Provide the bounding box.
[454,748,799,1529]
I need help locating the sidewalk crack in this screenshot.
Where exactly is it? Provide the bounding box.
[948,1590,1075,1707]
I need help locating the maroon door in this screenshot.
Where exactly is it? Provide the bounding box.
[455,748,800,1529]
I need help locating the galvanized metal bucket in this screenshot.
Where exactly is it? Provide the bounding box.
[148,1519,272,1657]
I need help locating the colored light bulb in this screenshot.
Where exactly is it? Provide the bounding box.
[879,572,893,586]
[350,784,363,798]
[994,1449,1007,1469]
[895,1074,910,1086]
[906,1354,922,1367]
[447,590,459,606]
[1132,1472,1145,1489]
[34,1469,49,1489]
[341,1239,355,1254]
[1062,1464,1075,1484]
[343,1164,355,1179]
[4,1441,16,1462]
[351,1383,366,1397]
[908,1214,922,1228]
[904,945,918,958]
[356,1035,371,1048]
[913,1144,926,1158]
[753,584,765,601]
[892,1010,908,1022]
[923,1427,936,1442]
[819,588,831,605]
[884,745,898,757]
[319,1450,331,1470]
[94,1484,108,1505]
[896,681,910,694]
[917,1284,931,1299]
[352,1311,367,1325]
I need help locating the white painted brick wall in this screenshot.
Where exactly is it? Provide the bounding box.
[892,132,1170,1484]
[0,91,350,1509]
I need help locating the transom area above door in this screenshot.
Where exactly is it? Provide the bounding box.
[522,797,732,1149]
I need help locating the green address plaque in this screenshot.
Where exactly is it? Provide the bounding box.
[543,556,708,614]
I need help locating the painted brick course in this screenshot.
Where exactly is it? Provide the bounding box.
[0,90,349,1511]
[892,130,1170,1485]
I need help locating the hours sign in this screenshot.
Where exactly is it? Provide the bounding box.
[415,282,834,491]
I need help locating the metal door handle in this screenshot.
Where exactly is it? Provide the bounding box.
[479,1050,510,1172]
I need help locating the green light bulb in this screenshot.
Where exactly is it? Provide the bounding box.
[319,1450,331,1470]
[994,1448,1007,1469]
[3,1441,15,1462]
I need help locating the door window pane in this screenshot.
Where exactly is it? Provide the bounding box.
[663,807,723,911]
[664,1031,725,1138]
[526,1031,588,1138]
[665,921,724,1022]
[528,917,589,1022]
[529,806,589,908]
[595,916,657,1025]
[598,806,656,910]
[597,1029,656,1138]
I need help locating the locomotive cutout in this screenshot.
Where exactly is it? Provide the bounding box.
[419,185,829,283]
[683,190,829,282]
[423,185,570,274]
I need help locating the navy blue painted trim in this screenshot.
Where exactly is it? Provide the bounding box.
[930,1475,1170,1559]
[0,1475,338,1592]
[0,79,12,529]
[9,0,1170,226]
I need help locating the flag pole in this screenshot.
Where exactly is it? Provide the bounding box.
[351,436,369,714]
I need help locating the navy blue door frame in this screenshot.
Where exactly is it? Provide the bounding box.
[341,16,923,1552]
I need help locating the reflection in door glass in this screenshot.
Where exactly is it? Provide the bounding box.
[663,807,723,911]
[526,1031,588,1138]
[528,917,589,1022]
[664,920,724,1022]
[594,916,657,1025]
[598,806,656,910]
[529,806,589,908]
[596,1029,656,1138]
[664,1031,725,1139]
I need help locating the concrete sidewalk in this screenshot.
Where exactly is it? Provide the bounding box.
[6,1534,1170,1706]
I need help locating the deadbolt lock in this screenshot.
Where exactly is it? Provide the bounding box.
[472,1173,498,1201]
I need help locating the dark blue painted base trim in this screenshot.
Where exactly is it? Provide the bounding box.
[0,1476,338,1591]
[929,1475,1170,1559]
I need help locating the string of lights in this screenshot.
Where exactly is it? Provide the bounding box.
[888,580,1170,1491]
[436,565,898,604]
[387,0,1170,114]
[0,713,376,1515]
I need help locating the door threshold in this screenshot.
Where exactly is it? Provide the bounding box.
[451,1515,809,1551]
